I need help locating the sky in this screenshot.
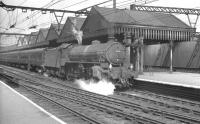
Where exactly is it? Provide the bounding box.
[0,0,200,46]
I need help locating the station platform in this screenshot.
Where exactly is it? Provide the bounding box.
[136,71,200,89]
[0,81,66,124]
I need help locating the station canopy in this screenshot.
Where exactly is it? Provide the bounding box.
[58,17,85,43]
[33,24,64,47]
[36,28,49,43]
[28,31,39,44]
[16,36,25,46]
[81,6,195,43]
[46,23,64,41]
[23,34,31,45]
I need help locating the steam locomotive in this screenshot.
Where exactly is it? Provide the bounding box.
[0,40,136,89]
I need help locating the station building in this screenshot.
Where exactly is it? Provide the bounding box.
[80,6,196,72]
[81,6,194,44]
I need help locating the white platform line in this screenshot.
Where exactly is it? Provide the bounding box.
[136,78,200,89]
[0,81,67,124]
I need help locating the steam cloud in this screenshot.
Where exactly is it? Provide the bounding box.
[76,79,115,96]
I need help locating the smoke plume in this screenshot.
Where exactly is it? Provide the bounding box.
[71,18,83,45]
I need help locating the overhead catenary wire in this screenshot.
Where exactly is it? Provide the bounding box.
[11,0,35,23]
[24,0,91,29]
[5,0,66,32]
[118,0,159,9]
[104,0,157,9]
[1,0,104,32]
[19,0,28,6]
[61,0,88,9]
[8,0,65,29]
[1,1,104,32]
[1,0,159,34]
[90,1,148,17]
[0,0,35,28]
[80,0,156,19]
[105,0,138,7]
[103,0,144,8]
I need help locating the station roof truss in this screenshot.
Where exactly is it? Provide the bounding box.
[130,4,200,15]
[82,6,195,42]
[28,31,39,44]
[130,4,200,28]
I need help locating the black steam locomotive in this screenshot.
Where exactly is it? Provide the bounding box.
[0,40,136,89]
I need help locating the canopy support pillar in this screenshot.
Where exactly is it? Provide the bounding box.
[133,36,144,74]
[169,40,173,73]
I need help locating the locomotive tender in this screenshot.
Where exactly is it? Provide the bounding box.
[0,40,136,89]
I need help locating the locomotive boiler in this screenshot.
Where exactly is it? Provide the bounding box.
[68,41,125,64]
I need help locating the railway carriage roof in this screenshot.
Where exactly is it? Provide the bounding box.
[18,48,46,53]
[1,48,46,55]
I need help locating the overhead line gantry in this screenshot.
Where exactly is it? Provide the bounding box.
[0,1,88,14]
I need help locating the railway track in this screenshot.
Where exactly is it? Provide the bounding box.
[19,80,200,124]
[1,65,200,124]
[0,67,173,124]
[116,90,200,114]
[114,91,200,117]
[0,72,103,124]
